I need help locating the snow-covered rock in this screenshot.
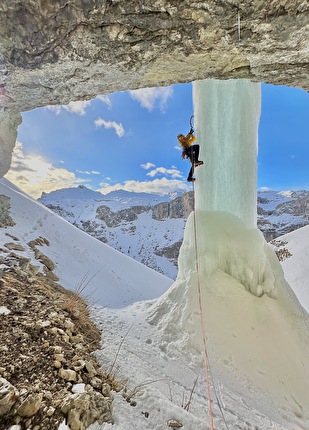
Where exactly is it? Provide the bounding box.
[38,186,309,279]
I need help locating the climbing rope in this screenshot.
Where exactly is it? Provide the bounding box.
[191,180,230,430]
[192,180,215,430]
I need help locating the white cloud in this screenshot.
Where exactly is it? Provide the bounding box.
[95,118,125,137]
[98,177,189,196]
[141,162,156,170]
[96,95,112,109]
[47,100,91,116]
[129,86,173,112]
[147,167,182,179]
[5,142,87,199]
[76,170,101,175]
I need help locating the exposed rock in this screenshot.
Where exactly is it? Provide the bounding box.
[46,204,75,219]
[61,386,113,430]
[39,254,55,271]
[96,205,149,227]
[17,393,43,417]
[4,242,25,251]
[0,195,15,228]
[270,239,293,261]
[1,0,309,115]
[84,361,97,378]
[5,232,19,241]
[27,236,60,280]
[155,240,183,263]
[152,192,194,220]
[0,265,115,429]
[258,191,309,240]
[28,237,50,248]
[0,377,18,416]
[0,110,22,177]
[58,369,77,382]
[167,418,183,428]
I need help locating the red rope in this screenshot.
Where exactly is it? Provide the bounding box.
[192,181,215,430]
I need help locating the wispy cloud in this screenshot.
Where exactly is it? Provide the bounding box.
[141,162,156,170]
[46,100,91,116]
[95,118,125,137]
[141,162,182,179]
[76,170,101,175]
[129,86,173,112]
[96,95,112,109]
[98,177,189,196]
[5,142,87,199]
[147,167,182,179]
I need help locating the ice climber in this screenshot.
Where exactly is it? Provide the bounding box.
[177,126,203,182]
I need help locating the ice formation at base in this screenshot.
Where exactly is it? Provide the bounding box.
[148,80,309,428]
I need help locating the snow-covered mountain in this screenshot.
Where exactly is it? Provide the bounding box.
[38,186,309,279]
[2,177,309,429]
[39,186,193,279]
[0,178,172,308]
[258,189,309,240]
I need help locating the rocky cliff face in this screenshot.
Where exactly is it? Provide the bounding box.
[258,190,309,240]
[0,1,308,177]
[152,191,194,220]
[40,188,309,279]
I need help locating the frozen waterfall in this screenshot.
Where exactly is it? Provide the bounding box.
[189,79,276,298]
[193,79,260,228]
[149,79,309,429]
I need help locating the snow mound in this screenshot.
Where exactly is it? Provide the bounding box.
[148,211,309,428]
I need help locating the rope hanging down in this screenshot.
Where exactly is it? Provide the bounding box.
[192,180,215,430]
[191,180,230,430]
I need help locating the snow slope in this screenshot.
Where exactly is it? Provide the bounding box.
[39,186,185,279]
[0,178,172,307]
[1,177,309,430]
[276,226,309,312]
[88,216,309,430]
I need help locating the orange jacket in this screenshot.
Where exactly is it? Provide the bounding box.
[177,133,196,149]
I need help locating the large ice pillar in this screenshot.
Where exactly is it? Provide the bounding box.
[193,79,260,228]
[188,80,275,298]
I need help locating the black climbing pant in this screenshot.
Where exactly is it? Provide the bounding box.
[185,145,200,180]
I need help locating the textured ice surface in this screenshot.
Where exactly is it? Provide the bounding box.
[193,79,261,228]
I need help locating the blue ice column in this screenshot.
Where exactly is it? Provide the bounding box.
[193,79,261,229]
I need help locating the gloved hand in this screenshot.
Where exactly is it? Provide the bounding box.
[181,150,187,159]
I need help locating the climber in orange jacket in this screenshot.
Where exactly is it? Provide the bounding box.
[177,127,203,182]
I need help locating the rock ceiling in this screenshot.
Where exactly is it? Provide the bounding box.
[0,0,308,175]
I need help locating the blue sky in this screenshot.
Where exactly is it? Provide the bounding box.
[5,82,309,198]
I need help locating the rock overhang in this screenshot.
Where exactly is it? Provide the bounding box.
[0,0,308,176]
